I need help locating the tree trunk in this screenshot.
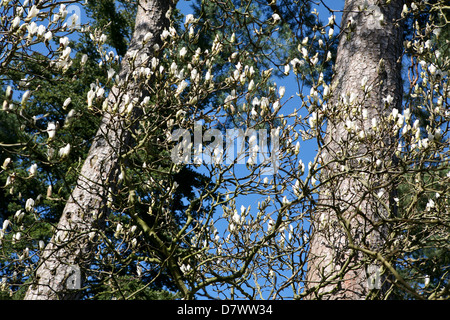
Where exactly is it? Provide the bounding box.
[306,0,404,299]
[24,0,174,300]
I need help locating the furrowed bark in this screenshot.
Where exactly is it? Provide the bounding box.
[24,0,174,300]
[306,0,404,299]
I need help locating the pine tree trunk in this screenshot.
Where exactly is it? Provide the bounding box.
[24,0,173,300]
[306,0,404,299]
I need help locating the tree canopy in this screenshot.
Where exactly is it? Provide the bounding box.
[0,0,449,300]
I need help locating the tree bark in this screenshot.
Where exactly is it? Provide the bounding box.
[24,0,174,300]
[306,0,404,299]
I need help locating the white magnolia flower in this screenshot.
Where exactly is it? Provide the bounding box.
[279,86,285,98]
[46,121,56,139]
[328,28,334,38]
[284,64,290,75]
[11,16,20,30]
[179,47,187,58]
[26,5,40,21]
[272,13,281,22]
[248,80,255,91]
[21,90,31,105]
[2,157,11,170]
[161,29,170,41]
[37,24,46,38]
[25,198,35,212]
[384,95,394,105]
[184,14,195,25]
[44,31,53,43]
[328,15,335,25]
[59,143,71,158]
[428,64,437,75]
[176,80,188,96]
[143,31,153,43]
[59,36,69,48]
[426,198,435,211]
[28,163,38,176]
[2,219,10,231]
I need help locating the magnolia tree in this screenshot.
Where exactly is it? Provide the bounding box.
[0,0,449,300]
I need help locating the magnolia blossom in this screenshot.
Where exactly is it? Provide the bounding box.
[21,90,31,105]
[59,143,71,158]
[185,14,195,25]
[26,5,40,21]
[328,28,334,38]
[47,122,56,140]
[2,220,10,231]
[1,157,10,170]
[59,36,69,48]
[25,198,35,212]
[161,29,170,41]
[279,86,285,98]
[180,47,187,58]
[11,16,20,30]
[44,31,53,43]
[28,163,38,176]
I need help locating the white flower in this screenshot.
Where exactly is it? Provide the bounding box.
[80,54,88,66]
[176,80,188,96]
[170,62,177,75]
[391,107,399,118]
[284,64,290,75]
[59,36,69,48]
[362,108,368,119]
[28,163,38,176]
[232,210,240,225]
[272,100,280,114]
[143,31,153,43]
[424,275,430,287]
[21,90,31,105]
[11,16,20,30]
[248,80,255,91]
[161,29,170,41]
[294,141,300,155]
[294,180,301,196]
[26,5,40,21]
[401,4,409,17]
[301,47,308,58]
[279,86,285,98]
[2,157,11,170]
[272,13,281,22]
[25,198,35,212]
[107,68,115,81]
[328,15,335,25]
[184,14,195,25]
[426,198,435,211]
[328,28,334,38]
[428,64,437,75]
[59,4,68,19]
[180,264,191,275]
[179,47,187,58]
[2,219,10,231]
[47,122,56,140]
[62,97,72,109]
[59,143,71,158]
[44,31,53,43]
[372,118,378,130]
[99,34,107,44]
[384,95,394,105]
[37,24,46,38]
[61,46,71,59]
